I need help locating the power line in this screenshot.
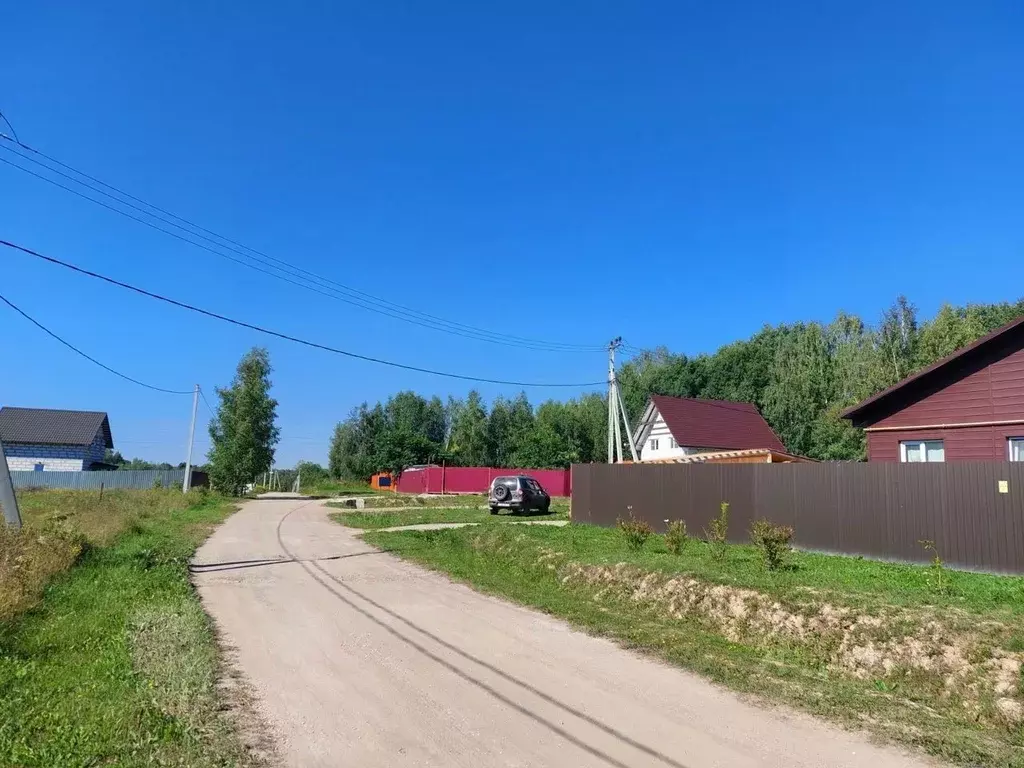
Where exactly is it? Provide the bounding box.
[1,239,606,389]
[0,136,603,353]
[0,290,193,394]
[199,387,216,418]
[0,111,19,144]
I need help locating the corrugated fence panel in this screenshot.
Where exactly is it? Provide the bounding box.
[571,462,1024,573]
[11,469,208,490]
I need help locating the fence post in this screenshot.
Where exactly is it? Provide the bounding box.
[0,438,22,529]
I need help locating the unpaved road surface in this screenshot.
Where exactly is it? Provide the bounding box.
[193,498,934,768]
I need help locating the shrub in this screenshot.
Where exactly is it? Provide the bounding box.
[919,539,952,595]
[617,508,652,551]
[664,519,688,555]
[750,518,794,571]
[704,501,730,561]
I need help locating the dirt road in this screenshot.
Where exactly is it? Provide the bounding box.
[193,498,933,768]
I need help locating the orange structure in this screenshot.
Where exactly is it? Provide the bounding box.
[369,472,396,491]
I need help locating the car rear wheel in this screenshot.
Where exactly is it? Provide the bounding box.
[492,485,510,502]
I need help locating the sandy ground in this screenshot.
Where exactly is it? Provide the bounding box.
[193,497,936,768]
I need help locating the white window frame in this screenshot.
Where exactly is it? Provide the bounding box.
[670,437,678,449]
[1008,437,1024,462]
[649,438,659,451]
[899,439,945,463]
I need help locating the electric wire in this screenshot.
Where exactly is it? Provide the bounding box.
[0,136,603,353]
[0,290,193,394]
[1,239,606,388]
[198,386,216,419]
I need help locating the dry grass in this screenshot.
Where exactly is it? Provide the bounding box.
[0,488,211,622]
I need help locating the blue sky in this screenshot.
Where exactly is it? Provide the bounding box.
[2,1,1022,466]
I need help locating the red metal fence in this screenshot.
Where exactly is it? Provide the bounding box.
[571,462,1024,573]
[397,466,572,496]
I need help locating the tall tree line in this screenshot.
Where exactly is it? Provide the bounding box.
[328,298,1024,477]
[328,389,609,479]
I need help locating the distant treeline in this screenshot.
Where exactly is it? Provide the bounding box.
[103,450,186,471]
[328,298,1024,478]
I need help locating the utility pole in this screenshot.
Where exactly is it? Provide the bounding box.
[182,384,200,492]
[0,438,22,529]
[616,379,639,461]
[607,338,619,463]
[606,337,639,464]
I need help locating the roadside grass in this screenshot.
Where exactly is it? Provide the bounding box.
[331,506,569,530]
[330,493,489,509]
[0,489,260,767]
[328,493,571,512]
[302,480,387,496]
[2,488,216,621]
[365,523,1024,767]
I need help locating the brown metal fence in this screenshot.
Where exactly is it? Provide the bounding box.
[571,462,1024,573]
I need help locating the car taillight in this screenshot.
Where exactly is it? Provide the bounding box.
[513,488,523,500]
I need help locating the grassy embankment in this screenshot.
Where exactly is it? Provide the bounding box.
[366,522,1024,767]
[0,489,261,767]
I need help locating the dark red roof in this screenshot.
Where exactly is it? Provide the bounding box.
[841,314,1024,422]
[650,395,786,452]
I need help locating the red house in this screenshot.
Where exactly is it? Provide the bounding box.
[843,316,1024,462]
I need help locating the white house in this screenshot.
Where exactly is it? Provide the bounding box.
[0,407,114,472]
[632,395,788,462]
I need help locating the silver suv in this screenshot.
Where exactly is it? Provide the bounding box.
[488,475,551,514]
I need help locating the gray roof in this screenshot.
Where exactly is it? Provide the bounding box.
[0,407,114,448]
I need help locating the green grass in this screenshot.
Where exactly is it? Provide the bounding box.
[0,490,259,767]
[332,505,569,530]
[330,493,489,509]
[329,493,571,512]
[365,523,1024,767]
[301,480,388,496]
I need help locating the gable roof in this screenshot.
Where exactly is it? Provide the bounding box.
[637,395,786,452]
[0,407,113,448]
[841,315,1024,424]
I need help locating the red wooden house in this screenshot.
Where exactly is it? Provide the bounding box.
[843,316,1024,462]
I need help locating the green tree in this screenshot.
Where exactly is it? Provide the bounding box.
[915,303,987,368]
[877,295,919,386]
[294,460,329,488]
[328,403,386,480]
[448,390,489,465]
[207,347,280,494]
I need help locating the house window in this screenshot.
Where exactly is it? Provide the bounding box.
[900,440,944,463]
[34,463,44,472]
[649,438,659,451]
[670,438,678,449]
[1008,438,1024,462]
